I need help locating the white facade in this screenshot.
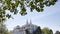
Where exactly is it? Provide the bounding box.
[12,20,38,34]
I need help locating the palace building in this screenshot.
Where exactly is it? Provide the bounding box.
[12,20,38,34]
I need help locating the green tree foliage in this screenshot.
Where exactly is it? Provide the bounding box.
[49,29,53,34]
[25,29,30,34]
[0,0,58,22]
[8,31,12,34]
[0,22,9,34]
[42,27,53,34]
[33,26,42,34]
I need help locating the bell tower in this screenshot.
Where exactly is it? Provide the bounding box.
[30,19,32,24]
[26,19,28,24]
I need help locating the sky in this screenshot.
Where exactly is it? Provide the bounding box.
[4,0,60,33]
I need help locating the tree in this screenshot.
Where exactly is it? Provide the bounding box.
[0,0,58,22]
[33,26,42,34]
[8,31,12,34]
[49,29,53,34]
[0,22,9,34]
[25,29,30,34]
[42,27,53,34]
[55,31,60,34]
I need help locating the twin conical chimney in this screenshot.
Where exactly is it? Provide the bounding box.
[26,19,32,24]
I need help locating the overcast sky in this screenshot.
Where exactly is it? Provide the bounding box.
[5,0,60,33]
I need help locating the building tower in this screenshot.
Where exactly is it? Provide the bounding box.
[26,19,28,24]
[30,19,32,24]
